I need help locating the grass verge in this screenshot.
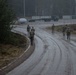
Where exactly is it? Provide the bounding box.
[46,24,76,34]
[0,32,27,69]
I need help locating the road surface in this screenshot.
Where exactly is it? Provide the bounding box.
[7,20,76,75]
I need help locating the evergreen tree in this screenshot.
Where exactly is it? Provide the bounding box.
[0,0,15,43]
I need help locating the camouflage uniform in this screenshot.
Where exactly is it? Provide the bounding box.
[30,28,35,45]
[66,27,71,40]
[27,25,31,33]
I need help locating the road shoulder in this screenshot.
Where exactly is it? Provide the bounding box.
[0,31,35,75]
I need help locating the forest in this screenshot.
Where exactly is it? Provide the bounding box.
[8,0,76,17]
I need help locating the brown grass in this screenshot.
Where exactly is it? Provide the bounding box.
[0,33,27,68]
[46,24,76,34]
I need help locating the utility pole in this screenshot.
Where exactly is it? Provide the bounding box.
[24,0,25,17]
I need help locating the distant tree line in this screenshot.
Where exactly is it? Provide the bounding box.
[52,0,75,16]
[8,0,76,17]
[0,0,15,43]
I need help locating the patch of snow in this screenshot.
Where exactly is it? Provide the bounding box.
[70,41,76,46]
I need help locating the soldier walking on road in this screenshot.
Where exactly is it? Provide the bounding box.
[66,27,71,41]
[27,25,31,33]
[62,25,67,38]
[30,27,35,45]
[51,24,55,34]
[31,27,35,32]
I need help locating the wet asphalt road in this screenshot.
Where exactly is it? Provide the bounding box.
[7,20,76,75]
